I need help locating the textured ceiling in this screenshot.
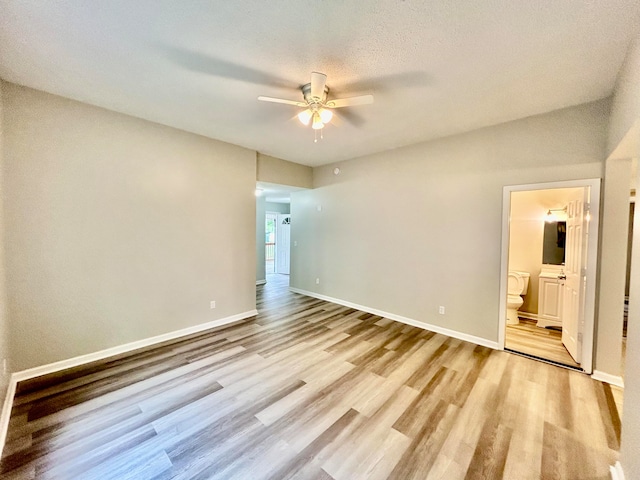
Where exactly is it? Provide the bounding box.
[1,1,639,167]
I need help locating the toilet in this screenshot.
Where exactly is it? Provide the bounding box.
[507,270,530,325]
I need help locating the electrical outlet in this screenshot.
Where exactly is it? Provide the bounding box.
[210,301,216,309]
[317,205,322,212]
[438,306,445,315]
[315,278,320,285]
[294,241,298,247]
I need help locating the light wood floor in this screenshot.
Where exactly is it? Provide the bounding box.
[505,318,580,369]
[1,274,620,479]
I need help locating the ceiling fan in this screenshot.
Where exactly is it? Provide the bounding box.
[258,72,373,132]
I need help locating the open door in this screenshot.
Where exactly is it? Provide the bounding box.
[276,214,291,274]
[500,179,600,373]
[562,188,589,363]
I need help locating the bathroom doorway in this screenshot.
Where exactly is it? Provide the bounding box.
[499,179,601,373]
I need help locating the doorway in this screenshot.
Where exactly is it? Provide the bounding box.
[265,213,277,274]
[256,181,304,288]
[499,179,601,373]
[265,212,291,275]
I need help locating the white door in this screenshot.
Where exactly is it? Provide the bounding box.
[276,214,291,274]
[562,188,589,363]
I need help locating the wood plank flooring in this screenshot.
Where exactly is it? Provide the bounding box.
[505,318,580,369]
[1,274,621,479]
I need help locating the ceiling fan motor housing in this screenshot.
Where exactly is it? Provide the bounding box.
[302,83,329,104]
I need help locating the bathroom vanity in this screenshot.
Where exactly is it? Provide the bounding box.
[537,219,566,328]
[537,269,564,328]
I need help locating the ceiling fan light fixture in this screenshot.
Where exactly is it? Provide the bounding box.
[311,113,324,130]
[319,108,333,124]
[297,109,312,126]
[257,72,374,139]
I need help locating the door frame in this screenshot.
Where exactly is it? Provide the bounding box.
[498,178,601,373]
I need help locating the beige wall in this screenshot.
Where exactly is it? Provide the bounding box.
[624,169,640,480]
[291,99,608,343]
[508,194,545,315]
[627,201,634,297]
[610,32,640,480]
[256,196,266,283]
[0,81,10,391]
[257,153,312,189]
[595,159,632,377]
[608,35,640,157]
[508,188,582,315]
[2,83,257,371]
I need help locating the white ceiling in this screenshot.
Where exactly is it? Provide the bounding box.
[1,1,639,167]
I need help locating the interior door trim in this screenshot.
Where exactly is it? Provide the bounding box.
[498,178,601,374]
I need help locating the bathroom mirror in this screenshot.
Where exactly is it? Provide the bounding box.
[542,221,566,265]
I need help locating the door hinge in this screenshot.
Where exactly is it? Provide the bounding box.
[578,332,583,343]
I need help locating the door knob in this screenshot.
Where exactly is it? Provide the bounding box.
[558,275,566,280]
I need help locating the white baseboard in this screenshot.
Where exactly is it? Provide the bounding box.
[12,309,258,383]
[610,461,625,480]
[517,311,539,321]
[592,370,625,388]
[0,309,257,456]
[256,280,266,285]
[289,288,499,350]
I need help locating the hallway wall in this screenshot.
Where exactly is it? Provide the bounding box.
[291,99,608,344]
[609,32,640,480]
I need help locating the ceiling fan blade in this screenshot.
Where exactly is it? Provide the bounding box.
[326,95,374,108]
[165,47,297,89]
[258,96,307,107]
[310,72,327,100]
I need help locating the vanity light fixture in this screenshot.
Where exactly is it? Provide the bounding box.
[545,207,567,222]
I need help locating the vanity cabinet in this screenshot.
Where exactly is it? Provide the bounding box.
[537,272,563,328]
